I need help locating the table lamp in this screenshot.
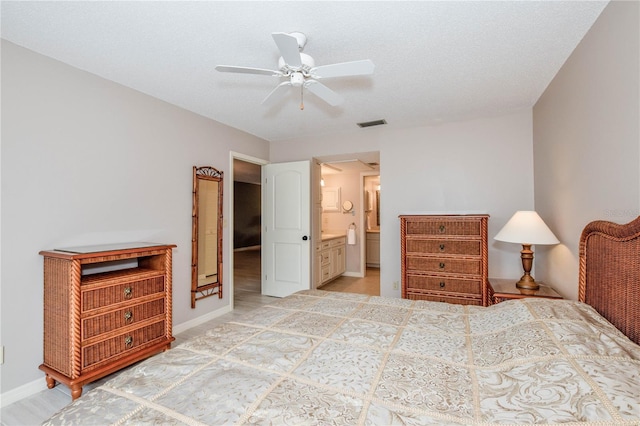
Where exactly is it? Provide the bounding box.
[494,211,560,291]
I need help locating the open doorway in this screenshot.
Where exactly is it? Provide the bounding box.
[230,155,314,304]
[229,152,379,302]
[230,153,268,311]
[316,154,380,296]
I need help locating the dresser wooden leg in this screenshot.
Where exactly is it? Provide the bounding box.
[71,385,83,400]
[45,374,56,389]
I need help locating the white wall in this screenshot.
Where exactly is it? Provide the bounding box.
[533,0,640,299]
[271,110,535,297]
[0,41,269,396]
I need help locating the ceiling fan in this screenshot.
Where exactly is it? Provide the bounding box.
[215,32,374,110]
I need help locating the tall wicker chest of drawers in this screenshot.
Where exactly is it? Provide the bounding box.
[400,215,490,306]
[39,243,176,400]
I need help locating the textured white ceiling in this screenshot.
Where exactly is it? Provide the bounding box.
[1,1,608,143]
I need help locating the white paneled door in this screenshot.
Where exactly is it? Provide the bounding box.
[262,161,311,297]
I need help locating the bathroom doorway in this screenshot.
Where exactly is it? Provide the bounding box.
[316,154,380,295]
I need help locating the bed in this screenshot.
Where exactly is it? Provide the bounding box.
[44,218,640,425]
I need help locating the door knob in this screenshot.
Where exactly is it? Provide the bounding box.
[302,235,308,241]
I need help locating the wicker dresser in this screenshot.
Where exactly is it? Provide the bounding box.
[400,215,490,306]
[39,242,176,400]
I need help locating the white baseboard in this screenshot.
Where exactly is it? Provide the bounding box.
[1,305,233,407]
[1,377,48,407]
[173,304,232,335]
[342,271,364,278]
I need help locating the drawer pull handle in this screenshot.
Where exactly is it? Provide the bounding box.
[123,287,132,299]
[439,244,445,252]
[440,281,446,288]
[439,262,445,269]
[124,336,133,348]
[124,310,133,323]
[438,225,446,233]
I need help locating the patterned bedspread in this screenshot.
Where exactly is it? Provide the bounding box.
[45,290,640,425]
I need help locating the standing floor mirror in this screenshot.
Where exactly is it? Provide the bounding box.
[191,166,223,308]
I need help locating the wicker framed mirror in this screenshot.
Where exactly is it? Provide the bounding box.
[191,166,223,308]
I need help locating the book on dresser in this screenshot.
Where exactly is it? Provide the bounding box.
[400,214,490,306]
[39,242,176,400]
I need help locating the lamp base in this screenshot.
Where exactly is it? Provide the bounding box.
[516,274,540,291]
[514,244,540,291]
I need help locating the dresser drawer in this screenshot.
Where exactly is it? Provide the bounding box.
[405,219,481,237]
[81,276,166,312]
[406,292,482,306]
[406,239,481,256]
[406,256,482,276]
[81,298,166,340]
[82,320,166,370]
[406,274,482,295]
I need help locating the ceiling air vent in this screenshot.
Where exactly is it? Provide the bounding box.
[357,119,387,128]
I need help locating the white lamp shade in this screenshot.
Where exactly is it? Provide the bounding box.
[494,211,560,245]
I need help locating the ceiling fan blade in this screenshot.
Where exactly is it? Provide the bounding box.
[262,81,292,106]
[310,59,375,79]
[304,80,343,106]
[215,65,282,76]
[272,32,302,69]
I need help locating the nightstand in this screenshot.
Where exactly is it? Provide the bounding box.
[489,278,562,304]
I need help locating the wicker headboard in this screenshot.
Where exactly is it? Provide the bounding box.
[579,216,640,345]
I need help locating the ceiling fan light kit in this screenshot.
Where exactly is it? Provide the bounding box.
[216,32,374,110]
[290,72,305,87]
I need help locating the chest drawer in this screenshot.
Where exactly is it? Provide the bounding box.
[405,219,481,237]
[406,239,481,256]
[82,320,166,370]
[81,298,166,340]
[406,256,482,276]
[406,292,483,305]
[406,274,482,295]
[81,276,165,313]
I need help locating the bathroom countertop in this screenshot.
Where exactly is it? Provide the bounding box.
[321,233,346,241]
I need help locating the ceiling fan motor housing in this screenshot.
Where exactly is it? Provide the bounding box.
[289,31,307,50]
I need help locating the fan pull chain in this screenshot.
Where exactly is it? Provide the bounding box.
[300,85,304,110]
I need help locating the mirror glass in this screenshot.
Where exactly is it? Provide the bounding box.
[191,166,223,308]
